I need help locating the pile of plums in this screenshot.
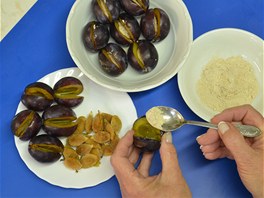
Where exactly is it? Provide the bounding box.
[11,77,84,163]
[82,0,170,76]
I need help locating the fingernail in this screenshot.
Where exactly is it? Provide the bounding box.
[199,145,203,149]
[218,121,229,134]
[163,132,172,143]
[196,135,202,140]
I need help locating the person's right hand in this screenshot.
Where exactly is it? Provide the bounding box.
[196,105,264,198]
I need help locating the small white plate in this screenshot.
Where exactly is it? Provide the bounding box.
[178,28,263,121]
[14,67,137,188]
[66,0,192,92]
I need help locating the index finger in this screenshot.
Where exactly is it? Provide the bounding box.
[211,105,264,130]
[111,130,137,179]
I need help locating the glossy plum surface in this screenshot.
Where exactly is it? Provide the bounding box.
[110,13,140,46]
[53,77,84,107]
[11,110,42,141]
[21,82,54,111]
[127,40,158,73]
[132,116,163,152]
[140,8,170,42]
[28,134,64,163]
[82,21,110,52]
[92,0,121,24]
[42,105,78,137]
[119,0,149,16]
[98,43,128,76]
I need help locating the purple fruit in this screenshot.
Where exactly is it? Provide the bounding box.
[42,105,78,137]
[82,21,110,52]
[110,13,140,46]
[98,43,128,76]
[21,82,54,111]
[140,8,170,42]
[53,77,84,108]
[11,110,42,141]
[119,0,149,16]
[127,40,158,73]
[92,0,121,24]
[28,134,64,163]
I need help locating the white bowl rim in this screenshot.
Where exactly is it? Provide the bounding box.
[194,28,263,43]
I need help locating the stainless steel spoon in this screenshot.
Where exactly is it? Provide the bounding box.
[145,106,262,137]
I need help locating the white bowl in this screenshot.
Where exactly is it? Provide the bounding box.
[178,28,263,121]
[66,0,193,92]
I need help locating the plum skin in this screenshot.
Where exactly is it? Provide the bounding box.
[53,77,84,108]
[92,0,121,24]
[42,105,78,137]
[119,0,149,16]
[132,116,163,152]
[98,43,128,76]
[133,136,161,152]
[110,13,141,46]
[82,21,110,52]
[11,109,42,141]
[127,40,158,73]
[21,82,54,111]
[28,134,64,163]
[140,8,171,42]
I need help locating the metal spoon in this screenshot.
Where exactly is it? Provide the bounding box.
[145,106,262,137]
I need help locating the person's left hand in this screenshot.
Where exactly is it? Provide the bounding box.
[110,130,191,198]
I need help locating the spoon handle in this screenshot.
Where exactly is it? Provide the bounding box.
[185,120,261,137]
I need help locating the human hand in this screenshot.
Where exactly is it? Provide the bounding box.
[196,105,264,198]
[111,130,191,198]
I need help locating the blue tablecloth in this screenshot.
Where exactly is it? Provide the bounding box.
[1,0,263,197]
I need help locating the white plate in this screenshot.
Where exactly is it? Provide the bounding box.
[66,0,193,92]
[178,28,263,121]
[14,67,137,188]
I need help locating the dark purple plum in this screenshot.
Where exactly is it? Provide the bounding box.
[92,0,121,24]
[11,110,42,141]
[98,43,128,76]
[140,8,170,42]
[132,116,163,152]
[119,0,149,16]
[42,105,78,137]
[82,21,110,52]
[53,77,84,108]
[110,13,140,46]
[28,134,64,163]
[127,40,158,73]
[21,82,54,111]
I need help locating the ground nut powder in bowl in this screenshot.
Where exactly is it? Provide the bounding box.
[196,56,259,112]
[178,28,263,121]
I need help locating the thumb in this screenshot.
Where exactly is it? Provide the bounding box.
[218,121,252,161]
[160,132,182,179]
